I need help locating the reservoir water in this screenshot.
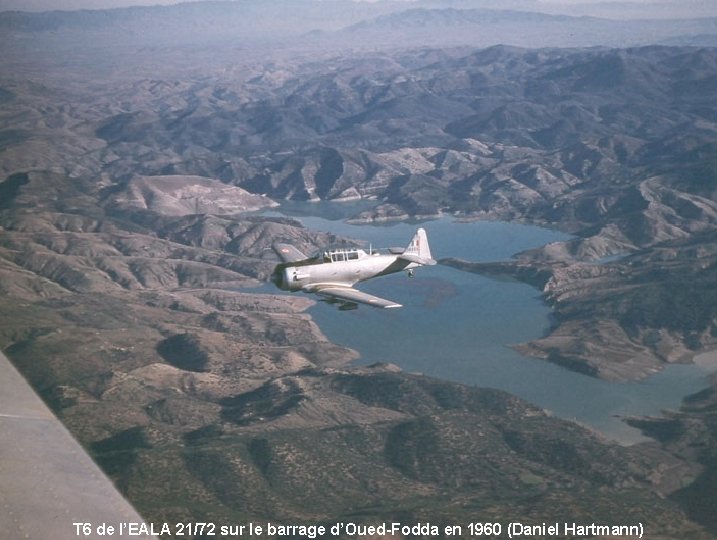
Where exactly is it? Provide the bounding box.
[256,201,717,444]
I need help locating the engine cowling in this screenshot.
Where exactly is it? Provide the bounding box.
[271,265,308,291]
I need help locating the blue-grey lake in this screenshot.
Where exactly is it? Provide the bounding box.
[255,201,717,444]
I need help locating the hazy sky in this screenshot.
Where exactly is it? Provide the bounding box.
[0,0,675,11]
[0,0,190,10]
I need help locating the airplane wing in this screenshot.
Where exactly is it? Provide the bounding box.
[273,243,308,263]
[311,285,402,309]
[0,351,157,539]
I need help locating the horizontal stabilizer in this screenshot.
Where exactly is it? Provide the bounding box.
[399,254,437,266]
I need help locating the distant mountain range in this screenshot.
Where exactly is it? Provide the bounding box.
[1,0,716,49]
[339,7,717,48]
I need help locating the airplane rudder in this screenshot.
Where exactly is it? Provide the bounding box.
[413,228,430,259]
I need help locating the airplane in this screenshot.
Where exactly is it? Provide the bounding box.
[271,228,436,309]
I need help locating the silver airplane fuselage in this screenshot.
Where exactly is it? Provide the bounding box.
[274,249,416,293]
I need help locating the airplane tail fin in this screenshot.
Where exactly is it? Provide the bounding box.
[403,228,436,265]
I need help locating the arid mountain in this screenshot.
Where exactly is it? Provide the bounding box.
[71,46,717,256]
[106,174,276,216]
[3,4,717,536]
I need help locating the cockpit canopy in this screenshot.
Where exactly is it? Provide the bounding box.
[312,247,368,263]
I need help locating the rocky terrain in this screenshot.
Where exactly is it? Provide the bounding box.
[626,374,717,535]
[444,234,717,381]
[3,139,709,538]
[3,2,717,537]
[6,39,717,381]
